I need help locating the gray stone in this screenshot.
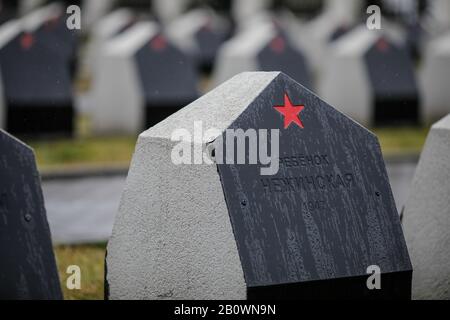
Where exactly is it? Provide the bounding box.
[403,114,450,300]
[0,129,61,299]
[106,71,411,299]
[421,32,450,122]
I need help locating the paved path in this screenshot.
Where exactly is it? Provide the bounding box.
[43,161,417,244]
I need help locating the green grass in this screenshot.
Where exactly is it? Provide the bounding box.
[54,244,106,300]
[27,136,137,171]
[373,126,430,156]
[25,126,430,171]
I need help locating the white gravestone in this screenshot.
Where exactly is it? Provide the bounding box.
[212,19,312,90]
[421,32,450,123]
[319,26,420,126]
[91,21,198,134]
[402,114,450,300]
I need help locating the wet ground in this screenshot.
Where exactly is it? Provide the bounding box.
[43,161,417,244]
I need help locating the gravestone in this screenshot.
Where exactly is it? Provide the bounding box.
[106,71,412,300]
[33,5,79,78]
[213,20,312,89]
[278,0,360,72]
[0,129,62,299]
[320,26,420,126]
[85,8,135,75]
[402,114,450,300]
[82,0,115,31]
[166,8,231,73]
[0,4,74,136]
[421,32,450,122]
[91,21,198,134]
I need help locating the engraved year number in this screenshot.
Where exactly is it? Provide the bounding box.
[302,200,326,212]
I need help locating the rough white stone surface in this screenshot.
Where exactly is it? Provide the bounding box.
[91,22,157,134]
[106,72,278,300]
[403,114,450,300]
[421,32,450,122]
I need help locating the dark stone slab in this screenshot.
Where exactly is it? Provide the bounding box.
[0,130,62,299]
[33,12,79,78]
[134,33,199,128]
[0,31,74,137]
[194,20,230,73]
[364,36,420,126]
[216,73,412,299]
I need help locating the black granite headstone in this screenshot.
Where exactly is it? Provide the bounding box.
[33,10,79,78]
[216,72,412,299]
[194,17,231,73]
[0,30,74,136]
[0,129,62,299]
[134,33,199,128]
[364,37,420,125]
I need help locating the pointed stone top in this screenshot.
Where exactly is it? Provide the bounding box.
[141,72,280,140]
[0,129,33,152]
[104,21,158,56]
[432,113,450,131]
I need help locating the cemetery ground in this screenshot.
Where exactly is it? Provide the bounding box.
[31,122,430,300]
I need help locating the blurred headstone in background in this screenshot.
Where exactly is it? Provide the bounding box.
[320,26,420,126]
[91,21,198,134]
[421,32,450,122]
[277,0,362,72]
[402,114,450,300]
[84,8,135,78]
[0,129,62,299]
[213,19,312,90]
[422,0,450,35]
[33,2,79,78]
[0,3,74,137]
[166,7,231,74]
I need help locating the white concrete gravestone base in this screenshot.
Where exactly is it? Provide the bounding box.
[403,114,450,300]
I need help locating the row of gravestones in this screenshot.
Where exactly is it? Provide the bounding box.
[88,1,450,134]
[1,1,450,138]
[1,71,449,299]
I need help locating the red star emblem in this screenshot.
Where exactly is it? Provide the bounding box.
[273,93,305,129]
[20,33,34,50]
